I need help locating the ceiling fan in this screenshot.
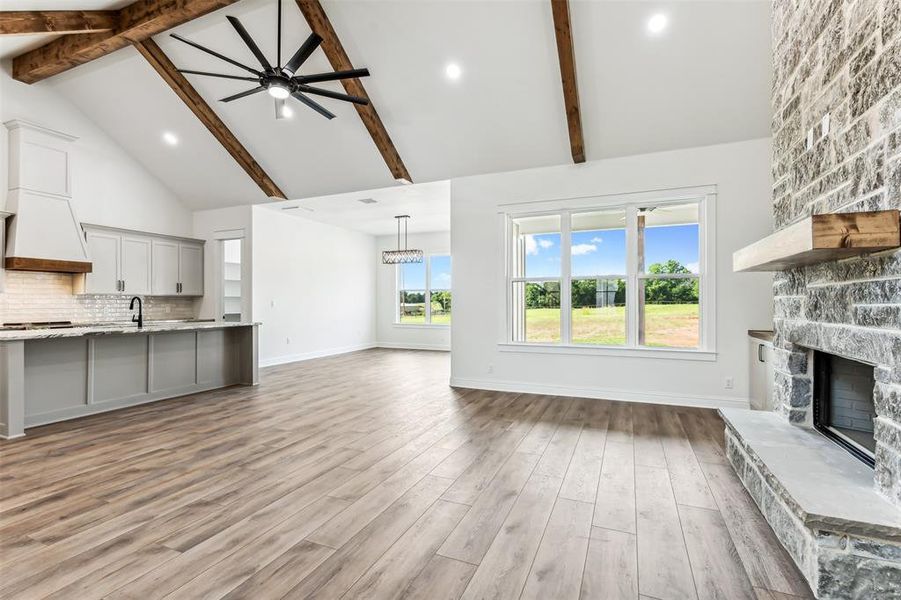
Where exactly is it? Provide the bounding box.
[171,0,370,120]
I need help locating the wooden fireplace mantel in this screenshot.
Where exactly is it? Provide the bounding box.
[733,210,900,272]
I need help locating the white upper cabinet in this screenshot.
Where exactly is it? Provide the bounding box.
[85,230,121,294]
[151,239,179,296]
[81,225,203,297]
[121,235,152,295]
[178,242,204,297]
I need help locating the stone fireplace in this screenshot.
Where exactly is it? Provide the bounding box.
[720,0,901,597]
[768,0,900,511]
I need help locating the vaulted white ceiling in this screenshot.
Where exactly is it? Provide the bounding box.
[1,0,772,211]
[267,180,450,236]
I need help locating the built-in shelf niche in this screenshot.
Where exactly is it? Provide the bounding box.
[733,210,900,272]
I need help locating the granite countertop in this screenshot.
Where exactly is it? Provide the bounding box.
[0,320,259,341]
[748,329,774,342]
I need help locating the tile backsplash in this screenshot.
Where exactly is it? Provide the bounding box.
[0,271,197,324]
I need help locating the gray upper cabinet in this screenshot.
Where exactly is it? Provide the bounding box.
[178,242,204,296]
[121,235,152,295]
[85,230,121,294]
[151,239,179,296]
[81,225,204,297]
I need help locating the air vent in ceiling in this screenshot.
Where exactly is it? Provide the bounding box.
[357,198,377,204]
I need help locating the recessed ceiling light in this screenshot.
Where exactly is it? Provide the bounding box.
[647,13,668,34]
[445,62,462,81]
[162,131,179,146]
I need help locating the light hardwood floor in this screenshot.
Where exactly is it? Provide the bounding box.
[0,348,813,600]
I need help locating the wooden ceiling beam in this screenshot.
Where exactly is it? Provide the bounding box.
[11,0,241,84]
[134,38,287,199]
[0,11,119,35]
[294,0,412,183]
[550,0,585,164]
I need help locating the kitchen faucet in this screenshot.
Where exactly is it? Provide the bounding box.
[130,296,143,328]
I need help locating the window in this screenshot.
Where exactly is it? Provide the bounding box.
[639,203,700,348]
[506,195,710,352]
[510,215,561,343]
[398,255,451,325]
[571,209,627,345]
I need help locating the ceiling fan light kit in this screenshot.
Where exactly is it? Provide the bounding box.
[383,215,424,264]
[172,0,370,120]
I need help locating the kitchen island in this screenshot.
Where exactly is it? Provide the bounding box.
[0,321,259,438]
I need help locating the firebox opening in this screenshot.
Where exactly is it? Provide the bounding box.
[813,351,876,468]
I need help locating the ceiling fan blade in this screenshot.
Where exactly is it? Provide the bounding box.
[170,33,262,76]
[296,84,368,105]
[293,68,369,84]
[291,91,335,120]
[179,69,259,82]
[226,15,273,71]
[283,32,322,75]
[221,86,265,103]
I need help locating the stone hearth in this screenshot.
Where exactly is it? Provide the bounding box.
[721,410,901,598]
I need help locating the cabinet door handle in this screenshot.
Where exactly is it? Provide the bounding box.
[758,343,765,363]
[121,279,125,292]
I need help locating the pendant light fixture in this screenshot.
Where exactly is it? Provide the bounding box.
[382,215,423,264]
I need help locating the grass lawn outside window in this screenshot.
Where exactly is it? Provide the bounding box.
[524,304,699,346]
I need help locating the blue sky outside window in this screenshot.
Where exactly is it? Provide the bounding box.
[399,261,426,290]
[521,223,699,277]
[430,255,452,290]
[523,233,561,278]
[644,224,699,273]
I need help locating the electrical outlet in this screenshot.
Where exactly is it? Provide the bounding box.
[286,337,290,345]
[724,377,734,390]
[806,128,814,150]
[821,113,830,137]
[487,364,494,374]
[270,299,275,308]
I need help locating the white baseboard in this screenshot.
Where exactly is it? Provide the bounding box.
[448,376,750,410]
[260,343,378,368]
[377,342,450,352]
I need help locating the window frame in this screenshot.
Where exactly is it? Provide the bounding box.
[395,253,452,328]
[501,186,716,359]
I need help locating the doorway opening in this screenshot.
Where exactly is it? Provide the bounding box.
[222,238,243,322]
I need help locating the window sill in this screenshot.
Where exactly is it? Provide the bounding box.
[393,323,451,329]
[497,342,716,361]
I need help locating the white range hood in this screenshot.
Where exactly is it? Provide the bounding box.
[4,120,91,273]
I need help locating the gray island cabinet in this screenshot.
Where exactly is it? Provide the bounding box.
[0,322,259,438]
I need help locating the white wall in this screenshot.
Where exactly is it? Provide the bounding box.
[0,61,192,237]
[252,206,377,366]
[450,137,774,409]
[193,205,253,321]
[376,231,451,351]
